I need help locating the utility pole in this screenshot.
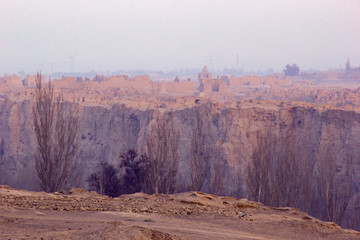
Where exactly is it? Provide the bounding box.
[237,54,239,69]
[69,56,75,72]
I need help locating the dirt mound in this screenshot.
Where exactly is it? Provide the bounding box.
[89,225,185,240]
[0,187,359,239]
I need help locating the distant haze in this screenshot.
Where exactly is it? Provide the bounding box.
[1,0,360,75]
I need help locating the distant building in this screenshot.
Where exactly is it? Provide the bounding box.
[345,59,360,75]
[198,66,212,80]
[198,66,227,93]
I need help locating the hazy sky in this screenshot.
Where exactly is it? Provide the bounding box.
[1,0,360,74]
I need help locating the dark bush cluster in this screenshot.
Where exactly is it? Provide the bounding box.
[87,149,148,197]
[283,64,300,76]
[119,149,148,194]
[87,162,121,197]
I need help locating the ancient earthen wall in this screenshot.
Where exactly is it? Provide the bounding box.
[160,81,197,95]
[1,75,23,88]
[264,76,290,86]
[229,75,265,86]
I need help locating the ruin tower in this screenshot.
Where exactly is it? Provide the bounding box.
[198,66,212,81]
[198,66,212,92]
[197,66,228,94]
[346,59,351,74]
[345,59,360,75]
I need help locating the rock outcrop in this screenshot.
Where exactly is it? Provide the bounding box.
[0,96,360,229]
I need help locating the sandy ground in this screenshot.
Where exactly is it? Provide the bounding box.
[0,186,359,240]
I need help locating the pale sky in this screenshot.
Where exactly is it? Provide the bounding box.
[1,0,360,74]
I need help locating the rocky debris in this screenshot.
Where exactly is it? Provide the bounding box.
[88,225,186,240]
[0,186,345,224]
[0,187,359,240]
[0,187,252,219]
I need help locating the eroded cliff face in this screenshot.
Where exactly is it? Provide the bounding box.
[0,96,359,228]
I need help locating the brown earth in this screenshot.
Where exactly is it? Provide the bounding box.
[0,186,359,240]
[1,72,360,233]
[1,94,360,230]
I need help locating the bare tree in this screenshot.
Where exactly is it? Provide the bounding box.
[0,138,4,184]
[317,144,354,225]
[247,130,316,210]
[189,106,210,191]
[144,112,180,194]
[270,135,302,207]
[33,73,78,192]
[272,135,312,209]
[247,130,273,205]
[280,134,314,212]
[247,126,355,228]
[209,142,227,195]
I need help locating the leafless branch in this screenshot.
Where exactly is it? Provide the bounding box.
[144,112,180,194]
[190,106,210,191]
[33,73,79,192]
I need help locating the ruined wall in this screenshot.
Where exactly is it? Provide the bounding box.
[264,76,290,86]
[159,81,197,96]
[200,78,227,93]
[229,75,265,86]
